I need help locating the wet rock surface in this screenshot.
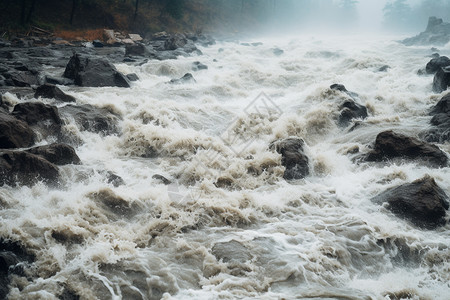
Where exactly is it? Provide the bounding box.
[26,143,80,165]
[0,238,34,300]
[34,84,76,102]
[433,65,450,93]
[372,176,449,229]
[0,110,35,149]
[365,130,448,167]
[0,150,60,186]
[425,93,450,142]
[63,54,131,88]
[425,55,450,74]
[330,84,368,127]
[59,104,121,135]
[270,138,309,180]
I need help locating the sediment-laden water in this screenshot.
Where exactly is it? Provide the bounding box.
[1,34,449,299]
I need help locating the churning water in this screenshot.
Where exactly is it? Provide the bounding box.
[1,34,450,299]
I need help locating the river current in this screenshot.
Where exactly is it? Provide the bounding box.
[1,34,450,299]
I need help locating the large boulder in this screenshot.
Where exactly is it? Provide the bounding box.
[365,131,448,167]
[330,84,368,127]
[59,104,120,135]
[424,93,450,142]
[0,150,59,186]
[425,56,450,74]
[63,54,130,88]
[34,84,76,102]
[4,71,39,87]
[0,110,35,149]
[164,34,187,50]
[269,138,309,180]
[26,143,80,165]
[372,176,449,229]
[11,102,62,139]
[402,16,450,46]
[433,66,450,93]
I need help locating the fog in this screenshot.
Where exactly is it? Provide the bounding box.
[230,0,450,35]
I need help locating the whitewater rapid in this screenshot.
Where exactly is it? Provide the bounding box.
[1,34,450,299]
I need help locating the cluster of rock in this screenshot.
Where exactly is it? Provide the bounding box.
[0,30,213,93]
[402,16,450,46]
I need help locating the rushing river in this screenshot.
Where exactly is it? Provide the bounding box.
[1,34,450,299]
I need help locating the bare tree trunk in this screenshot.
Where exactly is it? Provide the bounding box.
[134,0,139,20]
[26,0,37,23]
[70,0,78,25]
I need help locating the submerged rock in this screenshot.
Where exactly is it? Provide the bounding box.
[0,110,35,149]
[365,131,448,167]
[63,53,130,88]
[0,150,59,186]
[169,73,196,84]
[34,84,76,102]
[270,138,309,180]
[330,84,368,127]
[212,240,252,263]
[372,175,449,229]
[402,16,450,46]
[192,61,208,71]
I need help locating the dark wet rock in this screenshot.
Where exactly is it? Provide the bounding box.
[372,175,449,229]
[126,73,139,82]
[44,76,74,86]
[0,150,59,186]
[26,47,59,58]
[106,171,125,187]
[330,84,368,126]
[93,40,104,48]
[12,61,41,74]
[270,138,309,180]
[169,73,196,84]
[0,238,34,300]
[433,65,450,93]
[272,48,284,56]
[402,16,450,46]
[125,43,149,56]
[425,93,450,142]
[164,34,187,50]
[365,131,448,167]
[212,240,252,263]
[88,188,133,216]
[12,102,62,138]
[59,104,120,135]
[378,65,390,72]
[0,110,35,149]
[192,61,208,71]
[152,174,171,185]
[214,177,234,189]
[59,287,80,300]
[35,84,76,102]
[63,53,130,88]
[5,71,40,87]
[27,143,80,165]
[425,56,450,74]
